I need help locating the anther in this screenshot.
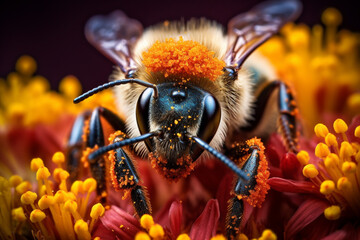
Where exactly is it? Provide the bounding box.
[149,224,165,238]
[21,191,37,205]
[333,119,348,134]
[30,209,46,223]
[297,150,309,165]
[12,207,26,222]
[302,164,319,178]
[324,205,341,220]
[314,123,329,138]
[320,180,335,195]
[315,143,330,158]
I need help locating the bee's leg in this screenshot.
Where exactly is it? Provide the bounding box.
[243,80,298,152]
[226,140,269,239]
[109,132,151,217]
[66,107,127,201]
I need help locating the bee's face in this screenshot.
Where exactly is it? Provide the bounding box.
[136,82,221,170]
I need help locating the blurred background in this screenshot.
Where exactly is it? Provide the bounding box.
[0,0,359,90]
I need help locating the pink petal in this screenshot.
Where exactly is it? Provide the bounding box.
[322,223,358,240]
[285,198,329,239]
[169,200,183,237]
[99,205,141,240]
[190,199,220,240]
[268,177,321,195]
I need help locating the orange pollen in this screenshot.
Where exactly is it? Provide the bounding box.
[142,37,225,81]
[237,137,270,208]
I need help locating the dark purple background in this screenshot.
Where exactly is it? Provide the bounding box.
[0,0,359,90]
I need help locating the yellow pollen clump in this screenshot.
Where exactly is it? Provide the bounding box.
[12,207,26,222]
[54,190,67,204]
[210,234,227,240]
[74,219,91,240]
[9,175,23,188]
[140,214,154,230]
[59,75,82,99]
[259,229,277,240]
[302,164,319,178]
[320,180,335,195]
[71,180,84,195]
[30,209,46,223]
[135,232,151,240]
[324,154,339,168]
[314,123,329,138]
[333,119,348,134]
[237,234,249,240]
[21,191,37,205]
[149,224,165,238]
[83,178,97,192]
[297,150,310,165]
[340,142,353,160]
[177,233,191,240]
[36,167,51,180]
[38,195,55,209]
[15,55,37,76]
[355,126,360,138]
[315,143,330,158]
[324,205,341,220]
[142,37,225,81]
[322,8,342,26]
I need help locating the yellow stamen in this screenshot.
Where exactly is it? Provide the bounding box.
[71,180,84,195]
[320,180,335,195]
[21,191,37,205]
[9,175,23,188]
[83,178,97,193]
[342,161,356,174]
[36,166,51,180]
[64,200,81,221]
[15,181,32,195]
[149,224,165,238]
[314,123,329,138]
[54,190,68,204]
[210,234,226,240]
[333,119,348,134]
[176,233,191,240]
[140,214,155,230]
[74,219,91,240]
[325,133,338,148]
[30,209,46,223]
[12,207,26,222]
[297,150,310,165]
[302,164,319,178]
[322,8,342,26]
[59,75,82,99]
[38,195,55,210]
[337,177,352,191]
[259,229,277,240]
[89,203,105,232]
[30,158,44,171]
[52,152,65,167]
[135,232,151,240]
[315,143,330,158]
[15,55,37,76]
[355,126,360,138]
[324,153,339,168]
[339,142,353,161]
[237,234,249,240]
[324,205,341,220]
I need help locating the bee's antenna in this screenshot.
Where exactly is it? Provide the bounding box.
[74,79,158,103]
[88,131,160,160]
[189,135,250,182]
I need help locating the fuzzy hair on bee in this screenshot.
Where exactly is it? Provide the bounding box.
[70,0,301,237]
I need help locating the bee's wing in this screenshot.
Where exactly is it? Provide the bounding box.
[226,0,301,68]
[85,10,143,74]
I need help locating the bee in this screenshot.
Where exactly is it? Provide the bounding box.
[67,0,301,238]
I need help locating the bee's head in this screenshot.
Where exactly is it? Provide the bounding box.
[136,82,221,171]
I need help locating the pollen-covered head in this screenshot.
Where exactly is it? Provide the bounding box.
[142,37,225,81]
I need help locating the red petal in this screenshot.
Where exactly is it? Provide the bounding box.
[268,177,321,195]
[190,199,220,240]
[322,223,358,240]
[280,152,301,179]
[99,205,141,240]
[285,198,329,239]
[169,200,183,237]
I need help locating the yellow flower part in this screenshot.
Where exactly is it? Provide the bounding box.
[260,8,360,135]
[0,152,105,240]
[0,55,117,127]
[298,118,360,220]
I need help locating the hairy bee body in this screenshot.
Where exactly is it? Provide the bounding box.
[111,20,277,161]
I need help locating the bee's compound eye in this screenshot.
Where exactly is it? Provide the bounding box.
[170,89,187,103]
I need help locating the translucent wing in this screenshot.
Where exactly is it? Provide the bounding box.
[226,0,302,68]
[85,10,143,74]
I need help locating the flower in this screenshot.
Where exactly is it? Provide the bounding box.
[259,8,360,135]
[269,117,360,239]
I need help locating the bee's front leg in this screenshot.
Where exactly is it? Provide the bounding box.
[109,132,151,217]
[226,139,269,239]
[242,80,298,152]
[66,107,127,201]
